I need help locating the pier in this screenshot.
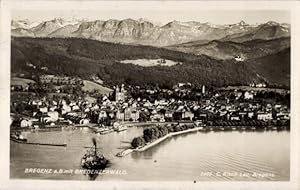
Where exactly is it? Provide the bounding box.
[10,138,67,147]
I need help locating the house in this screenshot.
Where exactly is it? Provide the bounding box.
[235,92,243,99]
[173,105,194,121]
[182,110,194,120]
[150,113,165,122]
[219,109,227,117]
[98,110,108,121]
[72,105,80,111]
[234,55,244,61]
[244,91,254,100]
[80,119,89,125]
[43,111,59,123]
[257,112,272,121]
[49,106,57,112]
[91,104,100,111]
[247,112,254,119]
[40,75,81,85]
[130,110,140,121]
[20,119,32,128]
[230,115,240,121]
[124,108,132,121]
[276,112,290,120]
[256,83,266,88]
[238,112,247,119]
[67,111,79,117]
[39,107,48,113]
[198,113,208,120]
[62,104,71,114]
[116,109,125,121]
[164,110,174,119]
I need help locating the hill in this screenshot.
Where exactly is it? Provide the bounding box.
[220,21,290,43]
[167,37,290,60]
[11,37,289,88]
[250,48,290,87]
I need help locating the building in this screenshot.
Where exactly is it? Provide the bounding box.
[98,110,108,122]
[116,109,125,121]
[115,85,126,102]
[182,110,194,120]
[202,85,205,94]
[40,75,81,85]
[234,55,244,62]
[43,111,59,123]
[80,119,89,125]
[257,112,273,121]
[20,119,32,128]
[244,91,254,100]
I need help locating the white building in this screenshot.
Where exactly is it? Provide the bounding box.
[80,119,89,125]
[20,119,32,128]
[43,111,59,123]
[244,91,254,100]
[257,112,272,121]
[39,107,48,113]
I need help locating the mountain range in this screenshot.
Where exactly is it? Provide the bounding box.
[11,18,290,88]
[11,18,290,47]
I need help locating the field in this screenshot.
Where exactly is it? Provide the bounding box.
[81,80,113,95]
[120,59,182,67]
[11,77,35,87]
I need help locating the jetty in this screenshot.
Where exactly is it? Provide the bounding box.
[10,138,67,147]
[116,126,203,157]
[134,127,203,152]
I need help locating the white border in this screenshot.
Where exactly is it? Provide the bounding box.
[1,1,300,190]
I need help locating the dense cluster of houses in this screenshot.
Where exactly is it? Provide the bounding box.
[10,81,290,129]
[39,75,82,85]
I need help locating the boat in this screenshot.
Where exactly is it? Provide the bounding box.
[95,128,106,133]
[115,125,127,132]
[99,128,114,135]
[113,122,127,132]
[10,132,27,142]
[116,149,133,157]
[94,123,114,134]
[81,138,108,170]
[10,136,27,143]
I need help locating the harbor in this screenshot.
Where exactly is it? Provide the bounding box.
[10,124,290,181]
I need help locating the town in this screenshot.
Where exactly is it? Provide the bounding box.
[10,74,290,133]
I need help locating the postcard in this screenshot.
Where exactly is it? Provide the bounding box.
[0,0,300,189]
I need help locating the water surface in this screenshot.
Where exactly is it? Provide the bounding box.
[10,127,290,181]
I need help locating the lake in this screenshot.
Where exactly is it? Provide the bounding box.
[10,126,290,181]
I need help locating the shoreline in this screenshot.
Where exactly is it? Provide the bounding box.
[134,127,203,152]
[116,127,203,157]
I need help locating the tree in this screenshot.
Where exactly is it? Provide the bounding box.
[131,136,145,148]
[139,111,149,122]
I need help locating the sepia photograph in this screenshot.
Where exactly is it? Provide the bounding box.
[1,0,300,189]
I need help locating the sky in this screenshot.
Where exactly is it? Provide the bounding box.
[12,7,290,25]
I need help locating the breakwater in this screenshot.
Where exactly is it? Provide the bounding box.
[134,127,203,152]
[10,137,67,147]
[116,126,203,157]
